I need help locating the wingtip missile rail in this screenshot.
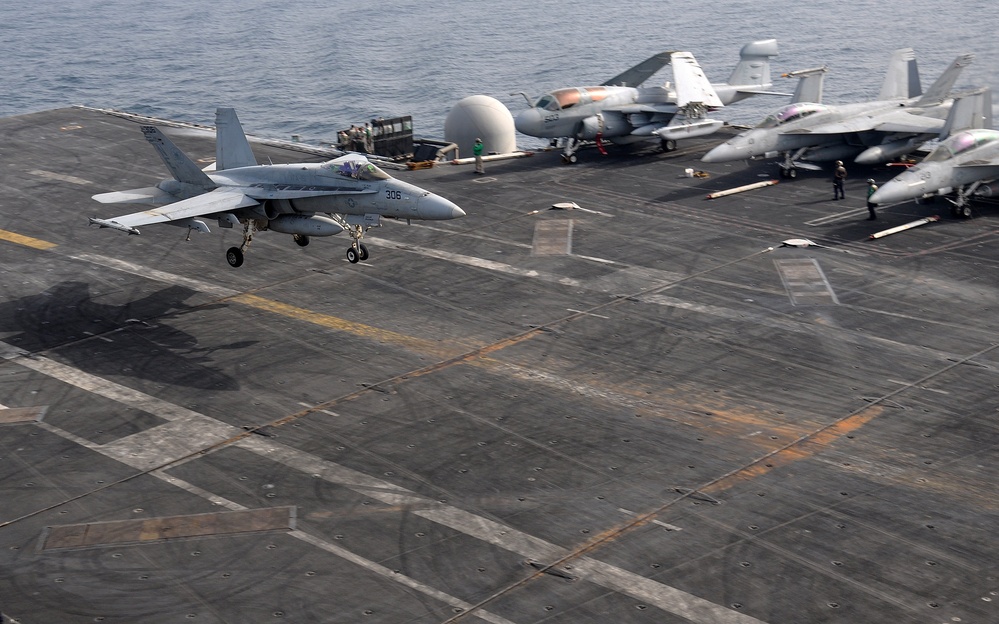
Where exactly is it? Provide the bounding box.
[89,217,140,235]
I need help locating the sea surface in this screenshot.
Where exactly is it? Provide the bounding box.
[1,0,996,148]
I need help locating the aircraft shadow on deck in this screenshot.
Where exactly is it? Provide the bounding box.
[0,282,249,391]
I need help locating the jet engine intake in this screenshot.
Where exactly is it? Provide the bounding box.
[579,112,628,139]
[264,199,297,219]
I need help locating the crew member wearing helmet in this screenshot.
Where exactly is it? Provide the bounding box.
[833,160,847,200]
[866,179,878,220]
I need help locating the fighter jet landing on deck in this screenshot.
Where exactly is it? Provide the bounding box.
[90,108,465,267]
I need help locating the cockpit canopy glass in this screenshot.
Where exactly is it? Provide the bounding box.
[925,129,999,162]
[533,87,611,111]
[756,103,828,128]
[324,157,390,180]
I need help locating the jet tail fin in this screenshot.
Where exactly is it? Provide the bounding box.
[783,66,827,104]
[725,39,779,87]
[878,48,921,100]
[141,127,216,189]
[914,53,975,107]
[939,87,993,139]
[602,51,673,87]
[215,107,258,170]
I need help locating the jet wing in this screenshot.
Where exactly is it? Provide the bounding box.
[671,52,723,108]
[90,188,258,234]
[92,186,177,206]
[601,51,673,87]
[802,110,946,136]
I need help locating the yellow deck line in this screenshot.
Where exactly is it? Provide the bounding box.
[0,229,57,250]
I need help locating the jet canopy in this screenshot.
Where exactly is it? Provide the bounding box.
[756,103,828,129]
[322,156,390,180]
[924,129,999,162]
[533,87,612,111]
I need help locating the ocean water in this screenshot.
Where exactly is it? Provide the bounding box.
[1,0,996,148]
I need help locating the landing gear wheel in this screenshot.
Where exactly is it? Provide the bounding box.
[662,138,677,152]
[778,168,787,179]
[358,243,369,261]
[346,247,360,264]
[787,167,797,179]
[960,205,972,218]
[226,247,244,268]
[294,234,310,247]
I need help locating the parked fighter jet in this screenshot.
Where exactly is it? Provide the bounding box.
[701,49,975,177]
[90,108,464,267]
[513,40,783,163]
[870,88,995,218]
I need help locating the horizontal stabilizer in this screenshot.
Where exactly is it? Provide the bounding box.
[92,186,176,205]
[602,51,674,87]
[671,52,723,108]
[142,126,216,190]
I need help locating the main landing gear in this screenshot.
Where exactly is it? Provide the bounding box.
[947,182,980,218]
[560,138,581,164]
[225,221,256,268]
[661,138,677,152]
[343,221,373,264]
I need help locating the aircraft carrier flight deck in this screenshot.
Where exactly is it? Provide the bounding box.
[0,107,997,623]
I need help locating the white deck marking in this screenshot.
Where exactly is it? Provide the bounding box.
[239,438,767,624]
[69,253,240,298]
[154,472,520,624]
[29,169,93,186]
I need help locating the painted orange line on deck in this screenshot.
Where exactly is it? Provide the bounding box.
[0,229,57,250]
[704,407,883,495]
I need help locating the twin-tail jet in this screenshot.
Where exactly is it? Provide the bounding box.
[513,40,784,163]
[90,108,465,267]
[870,88,995,218]
[701,49,976,177]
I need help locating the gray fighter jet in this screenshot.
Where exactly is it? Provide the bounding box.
[513,40,783,163]
[870,88,995,217]
[701,49,975,177]
[90,108,465,267]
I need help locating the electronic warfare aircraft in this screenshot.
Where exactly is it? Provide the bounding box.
[870,88,995,217]
[513,40,784,163]
[90,108,465,267]
[701,49,975,177]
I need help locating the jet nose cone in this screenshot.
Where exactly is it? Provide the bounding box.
[701,141,748,163]
[514,109,541,135]
[869,169,929,204]
[419,194,465,220]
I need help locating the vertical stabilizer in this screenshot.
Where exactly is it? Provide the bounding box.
[784,67,827,104]
[726,39,779,87]
[141,127,216,189]
[914,53,975,107]
[878,48,921,100]
[940,88,993,138]
[215,107,258,170]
